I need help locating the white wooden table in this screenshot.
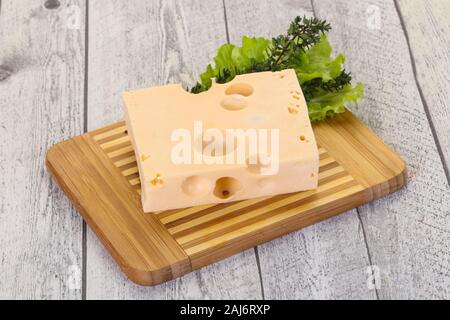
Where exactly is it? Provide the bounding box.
[0,0,449,300]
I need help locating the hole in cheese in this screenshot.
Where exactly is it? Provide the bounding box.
[225,83,254,97]
[213,177,243,200]
[288,107,299,114]
[181,176,212,197]
[246,154,272,175]
[194,129,237,157]
[221,94,248,111]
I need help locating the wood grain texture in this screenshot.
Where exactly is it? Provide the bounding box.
[224,0,377,299]
[46,134,191,286]
[313,0,450,299]
[0,0,85,299]
[46,110,406,287]
[86,0,262,299]
[396,0,450,176]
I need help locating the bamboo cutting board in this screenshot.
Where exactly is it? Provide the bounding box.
[46,111,406,286]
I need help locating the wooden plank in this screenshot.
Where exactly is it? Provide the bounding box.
[313,0,450,299]
[224,0,377,299]
[396,0,450,176]
[86,0,262,298]
[0,0,85,299]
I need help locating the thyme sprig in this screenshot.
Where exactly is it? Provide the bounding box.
[190,16,331,93]
[303,70,353,100]
[267,16,331,71]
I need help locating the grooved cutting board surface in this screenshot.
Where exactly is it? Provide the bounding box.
[46,111,406,286]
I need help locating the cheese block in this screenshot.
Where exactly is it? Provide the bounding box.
[123,69,319,212]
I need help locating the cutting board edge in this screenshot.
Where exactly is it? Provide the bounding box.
[45,111,408,286]
[46,136,193,286]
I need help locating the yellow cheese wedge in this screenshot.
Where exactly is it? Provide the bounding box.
[123,69,319,212]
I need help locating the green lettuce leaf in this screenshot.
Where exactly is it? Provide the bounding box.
[192,29,363,122]
[293,35,345,84]
[307,83,364,122]
[195,37,271,90]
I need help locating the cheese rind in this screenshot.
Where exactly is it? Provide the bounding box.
[123,69,319,212]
